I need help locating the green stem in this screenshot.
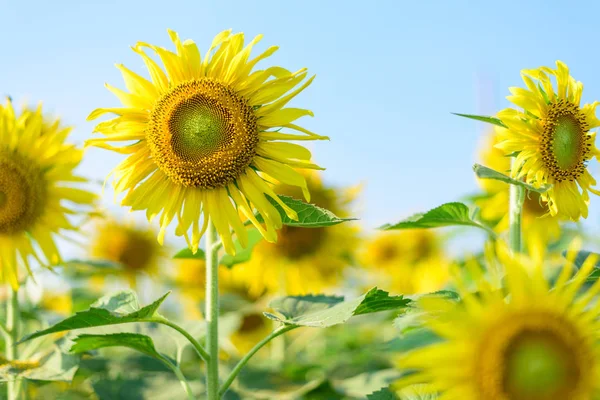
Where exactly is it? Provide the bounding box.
[151,317,210,362]
[508,183,525,253]
[205,220,220,400]
[6,285,20,400]
[219,325,297,396]
[157,354,195,400]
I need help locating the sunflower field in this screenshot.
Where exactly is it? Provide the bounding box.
[3,2,600,399]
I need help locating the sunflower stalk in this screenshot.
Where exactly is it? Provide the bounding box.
[508,183,525,253]
[6,285,21,400]
[205,220,220,400]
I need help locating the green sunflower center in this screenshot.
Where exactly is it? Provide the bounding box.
[147,78,259,189]
[504,331,576,399]
[477,311,592,400]
[541,100,591,182]
[0,152,46,235]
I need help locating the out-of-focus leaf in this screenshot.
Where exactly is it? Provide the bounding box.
[20,290,170,343]
[473,164,550,193]
[173,248,206,259]
[220,229,264,268]
[379,202,494,237]
[263,195,357,227]
[334,370,401,398]
[367,387,399,399]
[266,288,410,327]
[0,340,79,382]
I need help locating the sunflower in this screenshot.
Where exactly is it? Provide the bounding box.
[361,230,449,295]
[228,172,359,296]
[495,61,600,221]
[0,99,95,288]
[90,219,164,286]
[230,311,272,354]
[40,291,73,316]
[397,245,600,399]
[476,130,561,262]
[87,29,328,255]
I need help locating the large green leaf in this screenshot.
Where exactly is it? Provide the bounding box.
[473,164,550,193]
[220,228,264,268]
[265,288,410,328]
[20,290,170,343]
[71,333,163,360]
[452,112,507,128]
[264,195,357,227]
[367,387,399,400]
[379,202,494,236]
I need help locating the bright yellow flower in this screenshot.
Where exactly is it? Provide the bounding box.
[476,131,561,262]
[228,172,360,296]
[361,230,449,295]
[0,99,95,288]
[397,245,600,399]
[90,219,164,286]
[496,61,600,221]
[87,29,327,255]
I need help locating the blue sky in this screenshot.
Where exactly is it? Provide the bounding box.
[2,0,600,252]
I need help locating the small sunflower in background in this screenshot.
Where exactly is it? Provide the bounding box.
[230,311,272,355]
[228,172,360,296]
[476,130,561,262]
[361,230,449,295]
[40,291,73,317]
[90,219,164,287]
[496,61,600,221]
[87,29,328,255]
[0,99,96,288]
[397,244,600,399]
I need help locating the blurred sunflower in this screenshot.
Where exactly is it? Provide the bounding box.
[0,99,95,288]
[228,172,360,296]
[361,230,449,295]
[87,29,328,255]
[173,258,242,318]
[397,244,600,399]
[476,131,561,261]
[90,219,164,287]
[230,312,272,354]
[496,61,600,221]
[40,291,73,316]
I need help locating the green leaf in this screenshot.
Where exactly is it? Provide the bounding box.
[220,228,264,268]
[473,164,551,193]
[367,387,399,400]
[452,112,507,128]
[379,202,494,236]
[71,333,163,361]
[20,290,170,343]
[266,288,410,328]
[264,195,357,227]
[173,248,206,259]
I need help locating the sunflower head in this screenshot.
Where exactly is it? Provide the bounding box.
[495,61,600,221]
[0,99,96,288]
[397,243,600,399]
[91,220,163,281]
[87,29,329,255]
[361,230,449,295]
[228,172,360,296]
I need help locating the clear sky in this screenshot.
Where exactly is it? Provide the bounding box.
[2,0,600,251]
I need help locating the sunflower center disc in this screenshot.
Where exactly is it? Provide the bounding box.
[147,79,259,189]
[541,100,591,182]
[503,331,577,400]
[0,153,46,234]
[552,115,584,170]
